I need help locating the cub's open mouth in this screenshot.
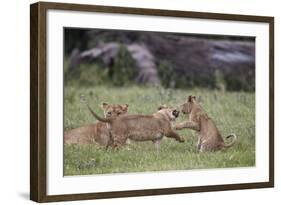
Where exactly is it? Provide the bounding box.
[172,110,179,118]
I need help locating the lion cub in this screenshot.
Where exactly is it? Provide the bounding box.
[64,102,128,146]
[174,95,237,152]
[82,99,185,150]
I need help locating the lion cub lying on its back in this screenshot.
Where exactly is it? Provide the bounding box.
[64,102,128,146]
[82,99,185,150]
[174,95,237,152]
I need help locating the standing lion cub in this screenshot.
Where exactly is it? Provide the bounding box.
[174,95,237,152]
[64,102,128,146]
[81,97,185,150]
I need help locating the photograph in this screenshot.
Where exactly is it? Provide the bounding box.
[63,28,256,176]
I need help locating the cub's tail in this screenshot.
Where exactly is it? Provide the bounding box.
[80,95,112,123]
[223,133,237,148]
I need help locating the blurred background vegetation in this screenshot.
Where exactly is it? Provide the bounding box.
[64,28,255,92]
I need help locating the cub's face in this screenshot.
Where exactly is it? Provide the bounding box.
[181,95,196,114]
[101,103,129,118]
[158,105,180,121]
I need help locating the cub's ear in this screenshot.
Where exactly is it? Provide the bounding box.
[187,95,196,102]
[121,104,129,111]
[100,102,109,109]
[158,104,167,110]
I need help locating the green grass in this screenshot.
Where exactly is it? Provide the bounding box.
[64,85,255,176]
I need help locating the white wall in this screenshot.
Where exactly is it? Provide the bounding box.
[0,0,279,204]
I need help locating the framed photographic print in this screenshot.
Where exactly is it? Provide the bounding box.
[30,1,274,202]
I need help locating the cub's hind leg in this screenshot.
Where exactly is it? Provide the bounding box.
[112,135,127,150]
[197,137,202,151]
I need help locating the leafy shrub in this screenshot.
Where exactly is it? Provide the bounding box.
[158,61,216,89]
[158,61,177,88]
[65,45,136,87]
[214,69,226,92]
[110,45,136,86]
[224,73,255,92]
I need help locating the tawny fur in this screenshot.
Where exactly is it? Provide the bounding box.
[64,103,128,146]
[83,101,185,150]
[174,95,237,152]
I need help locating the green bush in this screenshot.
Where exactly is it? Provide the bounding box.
[158,61,216,89]
[214,69,226,92]
[65,45,137,87]
[65,63,110,86]
[110,45,136,86]
[224,73,255,92]
[158,61,177,88]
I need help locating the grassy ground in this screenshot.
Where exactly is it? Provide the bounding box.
[64,85,255,176]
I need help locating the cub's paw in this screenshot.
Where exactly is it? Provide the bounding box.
[178,137,185,143]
